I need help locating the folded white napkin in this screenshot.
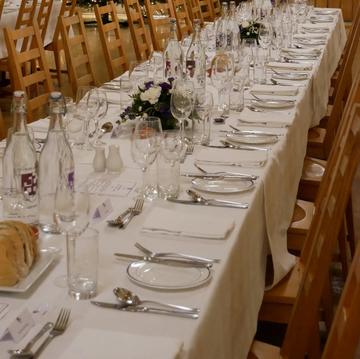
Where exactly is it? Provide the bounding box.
[196,147,268,164]
[293,33,327,40]
[267,62,313,71]
[251,84,298,97]
[142,207,235,240]
[301,23,330,30]
[282,47,322,56]
[58,328,183,359]
[237,107,293,127]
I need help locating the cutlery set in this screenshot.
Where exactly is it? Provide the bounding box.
[107,198,144,228]
[9,308,71,359]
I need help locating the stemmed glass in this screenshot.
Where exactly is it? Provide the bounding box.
[211,53,234,116]
[53,178,90,288]
[92,90,109,145]
[131,117,163,200]
[170,78,195,140]
[258,21,272,60]
[76,86,100,150]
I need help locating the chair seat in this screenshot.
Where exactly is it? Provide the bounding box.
[298,157,326,201]
[258,258,304,323]
[287,199,314,252]
[248,340,281,359]
[307,126,327,159]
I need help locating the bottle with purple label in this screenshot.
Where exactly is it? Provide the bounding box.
[3,91,38,223]
[39,92,75,233]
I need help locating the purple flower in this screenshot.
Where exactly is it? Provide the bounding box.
[144,81,154,90]
[159,82,172,91]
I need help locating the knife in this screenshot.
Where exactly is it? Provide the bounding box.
[195,159,266,168]
[181,173,258,180]
[166,198,249,209]
[114,253,212,267]
[91,301,199,319]
[204,142,270,152]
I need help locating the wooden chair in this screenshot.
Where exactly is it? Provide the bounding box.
[259,72,360,326]
[60,8,98,97]
[0,108,6,140]
[144,0,176,51]
[249,103,360,359]
[4,21,54,122]
[44,0,77,86]
[37,0,54,41]
[186,0,204,26]
[198,0,214,22]
[306,5,360,161]
[123,0,152,62]
[94,1,128,80]
[0,0,38,82]
[209,0,221,19]
[173,0,193,40]
[321,238,360,359]
[0,0,5,20]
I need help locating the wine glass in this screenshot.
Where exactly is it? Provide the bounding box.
[170,78,195,140]
[131,117,163,199]
[93,90,109,145]
[258,21,272,59]
[53,178,90,288]
[76,86,100,150]
[211,53,234,116]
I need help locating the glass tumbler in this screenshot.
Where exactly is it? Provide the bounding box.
[67,227,98,300]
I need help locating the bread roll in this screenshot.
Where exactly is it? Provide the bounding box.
[0,221,38,286]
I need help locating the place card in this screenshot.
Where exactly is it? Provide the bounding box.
[1,308,35,343]
[93,198,113,222]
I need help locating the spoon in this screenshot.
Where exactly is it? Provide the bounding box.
[97,121,113,139]
[113,287,200,313]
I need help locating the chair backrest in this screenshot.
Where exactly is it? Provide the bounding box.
[332,4,360,99]
[210,0,221,19]
[51,0,77,46]
[4,21,54,122]
[321,221,360,359]
[16,0,38,51]
[0,0,5,20]
[37,0,54,41]
[144,0,176,51]
[186,0,204,26]
[280,78,360,358]
[94,1,128,79]
[173,0,192,40]
[123,0,152,61]
[321,15,360,159]
[60,8,98,97]
[198,0,214,22]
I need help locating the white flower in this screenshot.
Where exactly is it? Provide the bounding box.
[140,86,161,104]
[242,21,250,28]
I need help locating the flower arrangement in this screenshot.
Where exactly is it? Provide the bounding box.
[118,80,177,130]
[239,20,261,41]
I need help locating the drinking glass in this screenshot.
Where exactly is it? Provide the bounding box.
[170,78,195,140]
[211,53,234,116]
[192,92,213,145]
[157,130,186,199]
[76,86,100,150]
[53,180,90,288]
[131,117,163,199]
[129,60,147,91]
[258,21,272,59]
[93,90,109,145]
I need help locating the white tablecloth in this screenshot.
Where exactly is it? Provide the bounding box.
[0,1,62,59]
[0,9,346,359]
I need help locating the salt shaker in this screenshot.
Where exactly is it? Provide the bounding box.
[106,145,123,173]
[93,146,106,172]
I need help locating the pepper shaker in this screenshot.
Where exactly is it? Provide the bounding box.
[93,146,106,172]
[106,144,123,173]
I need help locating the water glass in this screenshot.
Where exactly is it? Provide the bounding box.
[67,227,98,300]
[157,153,180,199]
[192,92,213,145]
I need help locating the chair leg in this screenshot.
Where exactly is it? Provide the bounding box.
[53,48,62,86]
[338,221,349,280]
[345,196,356,257]
[308,316,321,359]
[320,274,334,331]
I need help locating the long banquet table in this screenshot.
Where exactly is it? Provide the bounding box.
[0,9,347,359]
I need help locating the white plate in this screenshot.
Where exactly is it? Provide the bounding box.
[251,99,295,109]
[127,261,211,290]
[0,248,58,293]
[191,178,255,194]
[226,132,279,145]
[273,73,309,81]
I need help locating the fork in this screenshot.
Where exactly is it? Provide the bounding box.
[32,308,71,358]
[121,198,144,229]
[107,207,133,227]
